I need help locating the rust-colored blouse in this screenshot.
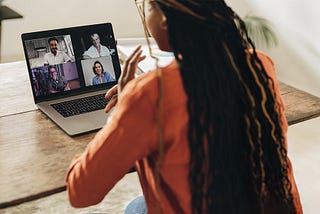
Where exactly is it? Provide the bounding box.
[66,51,302,213]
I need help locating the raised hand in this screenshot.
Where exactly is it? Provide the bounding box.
[118,45,146,93]
[104,45,146,113]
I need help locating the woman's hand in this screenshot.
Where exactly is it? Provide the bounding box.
[118,45,146,93]
[104,85,118,113]
[104,45,146,113]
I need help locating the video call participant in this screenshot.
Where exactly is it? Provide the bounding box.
[82,33,111,59]
[44,37,71,66]
[47,66,70,94]
[92,61,115,85]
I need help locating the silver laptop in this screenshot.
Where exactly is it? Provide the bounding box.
[21,23,121,136]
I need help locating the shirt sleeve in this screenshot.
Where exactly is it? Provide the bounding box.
[92,76,97,85]
[257,51,288,133]
[83,46,93,58]
[102,45,110,56]
[66,80,158,207]
[44,53,49,65]
[63,52,71,62]
[46,79,54,91]
[104,72,114,82]
[257,51,303,212]
[62,76,68,87]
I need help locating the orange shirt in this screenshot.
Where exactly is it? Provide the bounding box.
[66,51,302,213]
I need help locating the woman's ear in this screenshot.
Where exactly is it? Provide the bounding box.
[160,14,167,30]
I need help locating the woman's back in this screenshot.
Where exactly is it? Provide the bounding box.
[117,51,302,213]
[67,0,303,213]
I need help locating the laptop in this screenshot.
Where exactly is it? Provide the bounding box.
[21,23,121,136]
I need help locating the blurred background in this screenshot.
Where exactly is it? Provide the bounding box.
[0,0,319,96]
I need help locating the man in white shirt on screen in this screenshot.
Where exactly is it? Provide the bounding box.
[82,33,110,59]
[44,37,71,66]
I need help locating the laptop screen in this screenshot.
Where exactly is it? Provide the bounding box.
[21,23,121,103]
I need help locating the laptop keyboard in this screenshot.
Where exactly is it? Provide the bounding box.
[51,93,110,118]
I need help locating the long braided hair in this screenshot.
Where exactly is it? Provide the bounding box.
[151,0,296,213]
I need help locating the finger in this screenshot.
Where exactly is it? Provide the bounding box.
[104,95,118,113]
[126,45,142,62]
[126,54,146,79]
[105,85,118,99]
[118,46,147,93]
[138,55,146,63]
[125,49,144,79]
[119,50,144,90]
[122,45,143,76]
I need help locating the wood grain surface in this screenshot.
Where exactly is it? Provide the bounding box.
[0,61,37,117]
[1,172,142,214]
[279,82,320,125]
[0,111,95,207]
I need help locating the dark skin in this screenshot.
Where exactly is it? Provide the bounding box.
[104,45,146,113]
[105,1,168,112]
[49,40,58,55]
[104,45,146,173]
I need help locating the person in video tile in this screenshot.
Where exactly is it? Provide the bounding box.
[44,37,71,66]
[83,33,110,59]
[91,61,115,85]
[47,66,70,93]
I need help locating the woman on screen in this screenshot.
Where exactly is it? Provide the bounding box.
[91,60,115,85]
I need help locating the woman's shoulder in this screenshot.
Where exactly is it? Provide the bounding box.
[255,50,274,67]
[248,49,276,78]
[102,72,110,77]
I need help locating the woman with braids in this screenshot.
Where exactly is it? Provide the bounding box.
[66,0,302,213]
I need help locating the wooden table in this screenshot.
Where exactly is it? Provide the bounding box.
[0,61,96,208]
[0,60,320,209]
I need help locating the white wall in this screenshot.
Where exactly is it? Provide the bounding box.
[1,0,319,96]
[246,0,320,97]
[1,0,144,62]
[225,0,319,96]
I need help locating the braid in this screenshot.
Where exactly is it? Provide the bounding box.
[156,0,296,213]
